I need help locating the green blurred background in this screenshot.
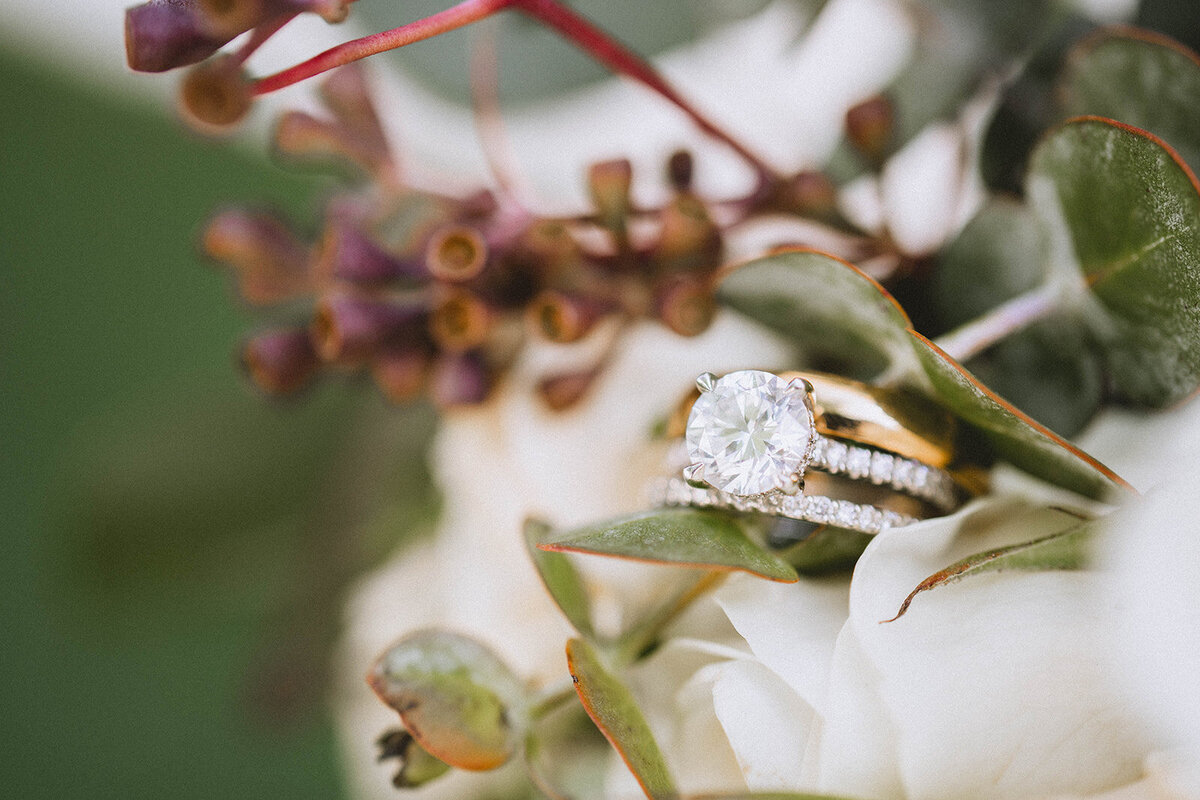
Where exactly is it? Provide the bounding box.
[0,44,445,799]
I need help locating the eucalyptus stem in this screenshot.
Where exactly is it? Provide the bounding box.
[528,680,578,720]
[251,0,776,180]
[934,283,1064,363]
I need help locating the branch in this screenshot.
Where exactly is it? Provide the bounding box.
[251,0,776,180]
[933,283,1062,363]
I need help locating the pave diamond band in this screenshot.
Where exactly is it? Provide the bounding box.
[809,436,957,511]
[653,477,916,535]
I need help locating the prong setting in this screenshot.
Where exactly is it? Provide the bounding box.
[695,372,718,393]
[683,463,708,488]
[776,472,802,495]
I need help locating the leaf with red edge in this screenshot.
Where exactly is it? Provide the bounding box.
[1028,116,1200,407]
[884,514,1099,622]
[566,637,677,799]
[367,630,528,771]
[540,509,799,583]
[524,518,597,639]
[716,248,1132,500]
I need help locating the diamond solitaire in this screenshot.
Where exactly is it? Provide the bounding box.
[685,370,816,497]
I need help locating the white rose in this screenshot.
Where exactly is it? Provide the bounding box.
[601,398,1200,800]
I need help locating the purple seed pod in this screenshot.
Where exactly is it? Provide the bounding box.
[242,328,319,394]
[429,351,492,408]
[125,0,233,73]
[311,293,426,363]
[317,220,426,287]
[203,207,311,304]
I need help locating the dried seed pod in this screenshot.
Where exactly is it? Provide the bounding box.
[319,65,389,162]
[273,111,385,178]
[529,289,610,344]
[242,328,319,394]
[655,275,715,337]
[777,170,838,217]
[425,225,488,282]
[203,208,311,304]
[125,0,232,73]
[180,55,253,130]
[372,347,431,403]
[538,368,600,411]
[587,158,633,235]
[429,351,492,408]
[667,149,694,192]
[845,94,895,165]
[316,220,425,286]
[429,289,495,352]
[311,293,425,362]
[654,193,721,273]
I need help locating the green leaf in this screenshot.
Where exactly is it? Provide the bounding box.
[1060,28,1200,174]
[566,638,677,800]
[376,729,453,788]
[934,199,1046,327]
[934,199,1102,436]
[716,247,1130,499]
[1028,116,1200,406]
[910,331,1128,500]
[718,249,917,380]
[368,630,528,771]
[524,518,596,639]
[777,525,873,576]
[541,509,799,583]
[884,514,1098,622]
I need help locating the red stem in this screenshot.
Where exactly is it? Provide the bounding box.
[508,0,776,181]
[252,0,510,95]
[250,0,776,180]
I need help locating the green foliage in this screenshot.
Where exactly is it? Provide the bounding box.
[542,509,799,582]
[719,249,1131,499]
[566,638,678,799]
[524,518,597,638]
[1029,117,1200,407]
[885,514,1099,621]
[368,630,530,771]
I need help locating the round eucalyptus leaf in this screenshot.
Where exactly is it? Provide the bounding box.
[368,630,528,771]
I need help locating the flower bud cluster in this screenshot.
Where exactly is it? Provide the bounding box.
[206,66,737,409]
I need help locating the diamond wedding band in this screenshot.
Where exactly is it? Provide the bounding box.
[654,370,971,535]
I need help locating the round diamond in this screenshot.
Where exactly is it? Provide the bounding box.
[685,370,814,496]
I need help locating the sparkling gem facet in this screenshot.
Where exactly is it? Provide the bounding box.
[685,370,814,496]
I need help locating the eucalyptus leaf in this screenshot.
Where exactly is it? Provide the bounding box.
[524,518,597,638]
[716,248,1130,498]
[541,509,798,583]
[1060,28,1200,174]
[1028,117,1200,407]
[933,199,1102,436]
[884,515,1098,622]
[777,525,872,576]
[910,331,1128,500]
[718,249,917,380]
[368,630,529,771]
[566,638,677,799]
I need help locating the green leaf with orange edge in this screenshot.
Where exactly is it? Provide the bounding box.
[717,248,918,381]
[540,509,799,583]
[717,248,1131,500]
[367,630,529,771]
[884,514,1099,622]
[1060,27,1200,175]
[524,518,597,639]
[566,637,677,800]
[1028,116,1200,407]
